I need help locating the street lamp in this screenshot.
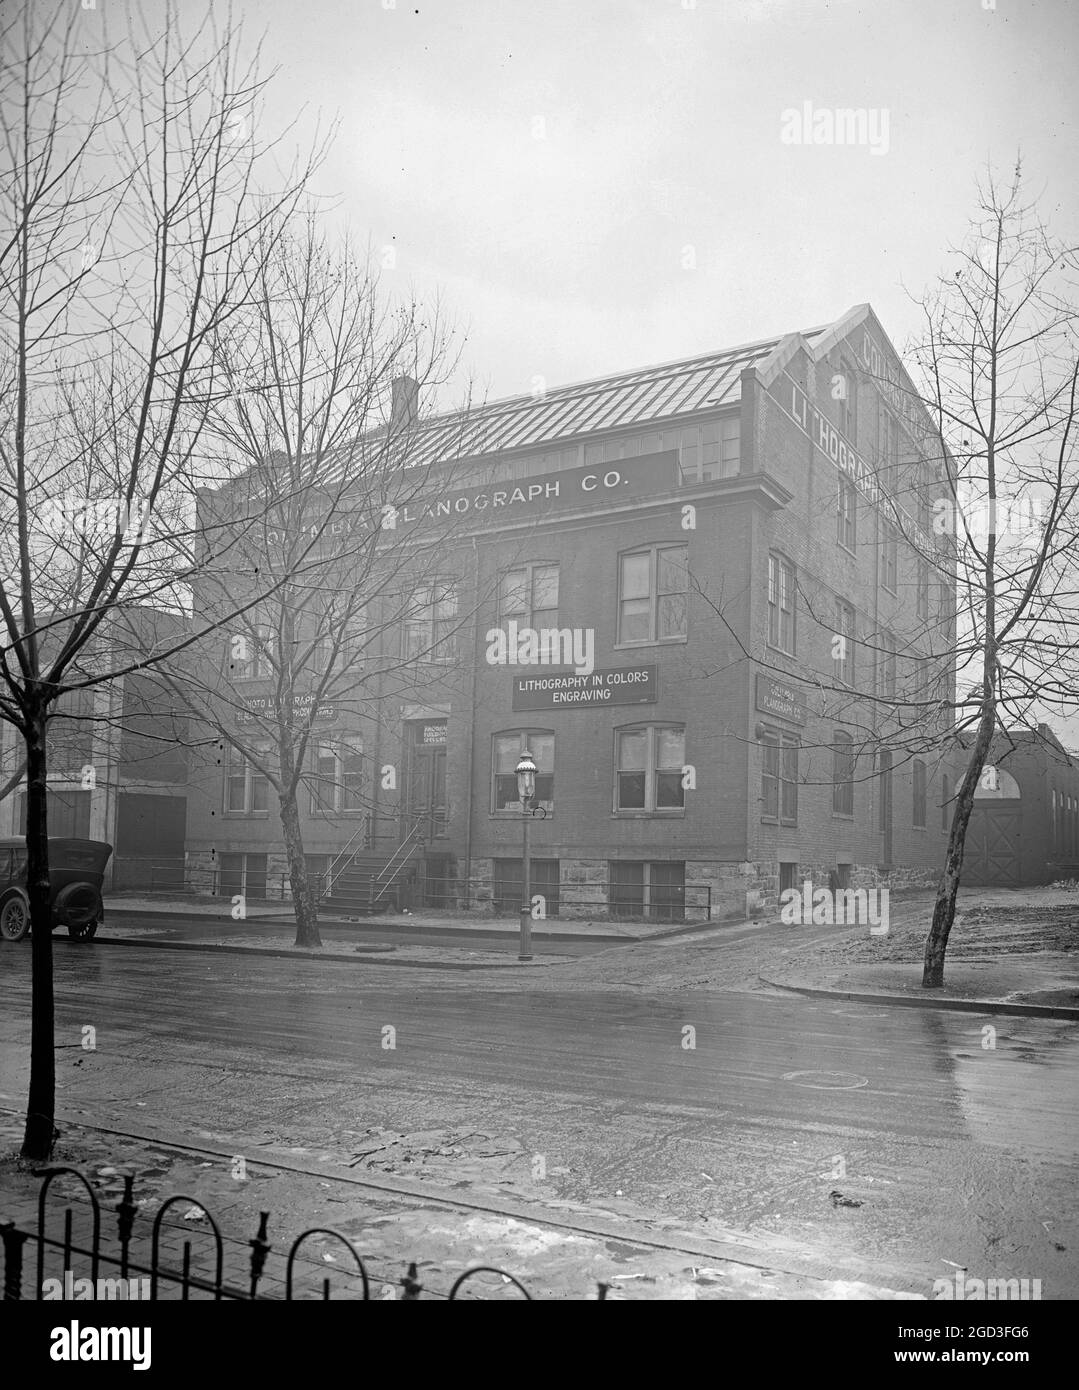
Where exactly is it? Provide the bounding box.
[515,748,537,962]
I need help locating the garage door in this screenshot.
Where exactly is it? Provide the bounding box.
[964,806,1021,886]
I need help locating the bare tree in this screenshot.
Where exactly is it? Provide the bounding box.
[158,217,475,947]
[904,165,1079,986]
[0,0,324,1159]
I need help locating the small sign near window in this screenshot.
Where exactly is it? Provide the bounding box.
[422,723,447,745]
[755,674,807,725]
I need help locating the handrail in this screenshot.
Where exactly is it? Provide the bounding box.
[328,816,369,885]
[372,818,425,898]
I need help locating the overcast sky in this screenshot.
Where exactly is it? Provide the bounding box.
[247,0,1078,405]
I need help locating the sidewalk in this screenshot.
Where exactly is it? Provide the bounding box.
[764,887,1079,1019]
[0,1110,925,1300]
[104,893,711,940]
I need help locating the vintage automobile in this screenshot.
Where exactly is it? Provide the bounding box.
[0,838,112,942]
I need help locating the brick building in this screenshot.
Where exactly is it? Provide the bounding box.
[0,606,189,889]
[961,725,1079,887]
[184,303,960,919]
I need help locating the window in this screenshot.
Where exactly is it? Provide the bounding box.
[677,417,740,483]
[767,553,796,654]
[838,358,857,440]
[499,563,559,629]
[880,521,898,593]
[916,559,929,621]
[761,729,799,824]
[837,476,857,551]
[229,624,276,681]
[615,725,685,813]
[878,409,899,492]
[608,861,685,921]
[832,731,855,817]
[310,737,364,815]
[834,600,856,686]
[219,853,268,901]
[941,773,952,832]
[403,581,457,661]
[617,544,688,644]
[492,730,554,814]
[913,759,927,828]
[878,630,897,698]
[225,744,269,815]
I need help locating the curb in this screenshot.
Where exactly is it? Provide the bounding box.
[104,904,656,946]
[89,934,565,971]
[758,971,1079,1020]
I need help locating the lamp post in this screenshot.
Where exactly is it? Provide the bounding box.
[515,748,537,962]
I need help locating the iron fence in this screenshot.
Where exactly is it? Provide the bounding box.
[0,1165,612,1300]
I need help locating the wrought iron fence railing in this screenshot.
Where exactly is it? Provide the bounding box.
[0,1166,609,1300]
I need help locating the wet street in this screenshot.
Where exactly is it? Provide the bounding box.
[1,936,1077,1297]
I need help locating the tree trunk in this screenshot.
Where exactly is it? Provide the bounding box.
[20,703,55,1160]
[280,792,321,948]
[922,705,995,988]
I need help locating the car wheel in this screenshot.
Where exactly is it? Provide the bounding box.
[0,889,31,942]
[54,882,102,936]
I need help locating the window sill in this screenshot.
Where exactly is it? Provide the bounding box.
[832,812,856,820]
[612,638,688,652]
[765,642,797,659]
[612,810,685,819]
[222,812,270,819]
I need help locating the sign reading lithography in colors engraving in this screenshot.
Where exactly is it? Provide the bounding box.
[512,666,658,710]
[755,673,807,725]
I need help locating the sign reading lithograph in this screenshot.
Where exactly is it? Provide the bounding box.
[301,451,681,550]
[236,693,338,726]
[512,666,657,711]
[754,673,807,725]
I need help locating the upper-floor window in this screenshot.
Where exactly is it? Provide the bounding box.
[492,730,554,814]
[225,743,270,815]
[761,729,798,824]
[679,417,740,483]
[880,521,898,593]
[916,559,930,621]
[834,599,856,686]
[878,629,897,698]
[229,624,276,682]
[767,553,796,654]
[837,476,857,552]
[878,409,900,492]
[912,759,927,828]
[617,544,688,645]
[615,725,685,814]
[832,730,855,817]
[838,358,857,440]
[402,581,457,662]
[500,563,559,629]
[310,737,364,815]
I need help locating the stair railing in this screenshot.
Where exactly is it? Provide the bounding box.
[327,816,369,895]
[370,818,425,905]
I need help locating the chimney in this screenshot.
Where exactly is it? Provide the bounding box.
[390,375,419,432]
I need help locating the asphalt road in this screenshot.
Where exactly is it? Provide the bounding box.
[1,935,1076,1296]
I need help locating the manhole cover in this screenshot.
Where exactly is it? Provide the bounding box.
[782,1070,869,1090]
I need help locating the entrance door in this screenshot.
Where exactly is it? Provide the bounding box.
[405,721,447,841]
[878,750,893,866]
